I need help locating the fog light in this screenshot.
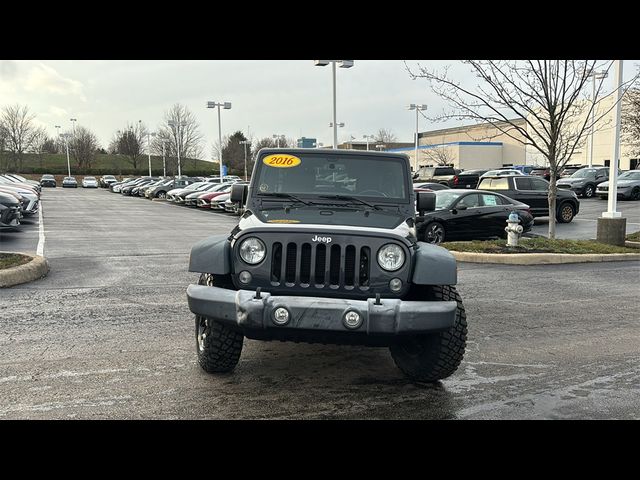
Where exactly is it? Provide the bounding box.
[389,278,402,292]
[343,310,362,329]
[238,271,252,284]
[272,307,290,325]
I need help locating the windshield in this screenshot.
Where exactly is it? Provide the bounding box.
[571,168,596,178]
[434,190,465,210]
[254,153,408,202]
[619,171,640,180]
[85,177,96,181]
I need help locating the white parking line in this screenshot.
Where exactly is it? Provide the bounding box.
[36,201,45,257]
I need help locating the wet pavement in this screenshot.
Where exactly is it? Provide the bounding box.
[0,188,639,419]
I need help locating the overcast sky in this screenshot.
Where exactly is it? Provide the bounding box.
[0,60,637,160]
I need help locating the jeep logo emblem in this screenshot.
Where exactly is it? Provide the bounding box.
[311,235,332,244]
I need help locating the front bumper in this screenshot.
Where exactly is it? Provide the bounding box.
[557,184,583,194]
[187,284,457,336]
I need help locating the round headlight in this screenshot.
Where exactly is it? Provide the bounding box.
[239,237,266,265]
[377,243,405,271]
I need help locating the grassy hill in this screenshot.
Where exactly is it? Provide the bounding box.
[1,153,222,177]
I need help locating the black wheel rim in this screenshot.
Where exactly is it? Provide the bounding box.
[425,224,445,244]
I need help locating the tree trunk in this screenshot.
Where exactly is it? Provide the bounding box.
[548,168,557,239]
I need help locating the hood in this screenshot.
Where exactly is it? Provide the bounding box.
[599,180,637,188]
[252,204,406,229]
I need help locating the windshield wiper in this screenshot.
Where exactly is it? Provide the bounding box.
[258,192,311,205]
[317,194,381,210]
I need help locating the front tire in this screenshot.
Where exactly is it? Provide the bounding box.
[583,184,595,198]
[156,191,166,199]
[422,221,446,244]
[631,187,640,201]
[390,285,467,382]
[195,273,243,373]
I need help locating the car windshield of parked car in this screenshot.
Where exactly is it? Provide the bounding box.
[255,154,408,201]
[570,168,596,178]
[433,190,466,210]
[619,171,640,180]
[85,177,96,181]
[42,175,54,179]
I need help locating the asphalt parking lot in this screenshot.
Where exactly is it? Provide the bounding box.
[0,188,639,419]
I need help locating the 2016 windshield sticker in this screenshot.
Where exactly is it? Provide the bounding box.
[263,154,301,168]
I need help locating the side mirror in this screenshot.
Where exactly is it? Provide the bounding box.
[412,172,419,180]
[455,204,468,211]
[416,191,436,215]
[230,184,248,204]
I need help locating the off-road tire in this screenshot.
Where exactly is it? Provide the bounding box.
[195,273,243,373]
[390,285,467,382]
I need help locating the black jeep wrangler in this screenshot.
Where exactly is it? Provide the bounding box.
[186,149,467,382]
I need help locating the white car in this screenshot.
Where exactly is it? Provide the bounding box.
[480,169,525,178]
[82,176,99,188]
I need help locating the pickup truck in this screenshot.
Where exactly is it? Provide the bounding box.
[413,166,459,186]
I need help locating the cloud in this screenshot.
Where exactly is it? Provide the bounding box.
[0,60,18,79]
[24,63,86,101]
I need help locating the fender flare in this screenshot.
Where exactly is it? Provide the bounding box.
[411,241,457,286]
[188,234,231,274]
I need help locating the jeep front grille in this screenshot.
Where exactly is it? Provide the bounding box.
[270,241,371,289]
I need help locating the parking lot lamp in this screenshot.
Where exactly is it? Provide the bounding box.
[70,118,77,136]
[146,131,156,177]
[207,101,232,181]
[603,60,623,220]
[240,140,251,180]
[162,140,168,177]
[363,134,374,151]
[60,133,72,177]
[314,60,354,149]
[408,104,428,171]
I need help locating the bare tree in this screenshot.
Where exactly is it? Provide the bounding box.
[71,125,100,169]
[113,122,145,169]
[622,85,640,157]
[406,60,638,238]
[421,145,456,166]
[0,104,38,171]
[154,104,204,175]
[29,126,50,168]
[374,128,397,144]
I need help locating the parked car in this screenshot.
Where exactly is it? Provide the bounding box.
[556,167,609,198]
[596,170,640,200]
[145,177,196,199]
[210,192,231,210]
[110,178,134,193]
[99,175,118,188]
[0,174,41,194]
[197,188,233,209]
[122,178,157,196]
[413,182,450,191]
[412,165,459,186]
[450,169,490,189]
[415,189,534,244]
[166,182,214,203]
[479,169,524,178]
[560,164,591,178]
[62,176,78,188]
[530,166,551,182]
[0,191,22,230]
[82,176,99,188]
[40,174,57,188]
[185,183,234,206]
[3,174,41,193]
[510,165,539,174]
[134,179,165,197]
[477,175,579,222]
[0,185,38,216]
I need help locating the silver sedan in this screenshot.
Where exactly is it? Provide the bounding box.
[596,170,640,200]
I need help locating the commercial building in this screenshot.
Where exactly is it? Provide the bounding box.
[297,137,318,148]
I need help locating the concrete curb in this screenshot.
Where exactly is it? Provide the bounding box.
[451,250,640,265]
[0,253,50,287]
[626,240,640,249]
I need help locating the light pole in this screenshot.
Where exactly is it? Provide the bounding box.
[272,134,285,147]
[240,140,251,180]
[146,131,156,177]
[408,104,428,171]
[162,140,168,177]
[55,125,61,151]
[70,118,77,136]
[60,133,72,177]
[329,123,344,147]
[314,60,354,149]
[168,120,187,178]
[586,69,609,168]
[207,101,232,181]
[363,134,374,151]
